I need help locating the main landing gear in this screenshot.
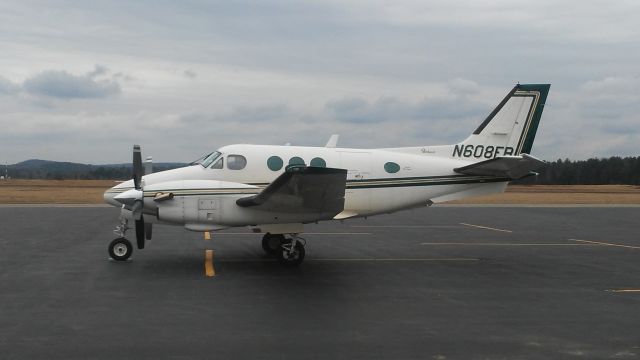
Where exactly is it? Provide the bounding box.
[262,233,306,267]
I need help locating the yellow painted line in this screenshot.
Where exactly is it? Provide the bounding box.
[205,250,215,277]
[421,242,592,246]
[204,231,211,241]
[607,289,640,293]
[460,223,512,233]
[569,239,640,250]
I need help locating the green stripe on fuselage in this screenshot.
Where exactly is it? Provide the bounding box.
[108,175,510,197]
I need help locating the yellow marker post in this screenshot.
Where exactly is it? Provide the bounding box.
[205,249,215,277]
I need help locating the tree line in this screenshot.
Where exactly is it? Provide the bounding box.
[5,156,640,184]
[515,156,640,185]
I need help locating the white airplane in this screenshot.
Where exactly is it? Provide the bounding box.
[104,84,550,266]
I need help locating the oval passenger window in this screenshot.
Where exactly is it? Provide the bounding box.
[310,157,326,168]
[288,157,305,166]
[267,156,283,171]
[384,162,400,173]
[227,155,247,170]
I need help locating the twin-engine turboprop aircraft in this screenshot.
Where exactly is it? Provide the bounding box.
[104,84,550,266]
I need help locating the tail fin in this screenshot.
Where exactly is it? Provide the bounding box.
[452,84,550,159]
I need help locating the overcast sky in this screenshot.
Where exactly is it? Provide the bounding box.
[1,0,639,164]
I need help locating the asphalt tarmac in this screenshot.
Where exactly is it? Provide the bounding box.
[1,205,639,359]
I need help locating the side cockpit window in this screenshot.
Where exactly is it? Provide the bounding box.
[227,155,247,170]
[211,158,223,169]
[201,151,221,168]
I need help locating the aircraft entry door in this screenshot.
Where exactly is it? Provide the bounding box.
[338,151,371,212]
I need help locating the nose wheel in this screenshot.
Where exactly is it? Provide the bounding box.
[108,238,133,261]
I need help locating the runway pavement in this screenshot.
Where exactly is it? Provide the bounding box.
[1,206,639,359]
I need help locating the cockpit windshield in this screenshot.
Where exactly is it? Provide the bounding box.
[191,151,222,167]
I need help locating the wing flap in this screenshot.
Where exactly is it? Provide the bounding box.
[236,166,347,218]
[454,154,545,180]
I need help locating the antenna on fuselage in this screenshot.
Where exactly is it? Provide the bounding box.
[144,156,153,175]
[325,134,339,148]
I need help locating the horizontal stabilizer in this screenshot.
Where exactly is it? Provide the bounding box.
[236,166,347,218]
[453,154,545,180]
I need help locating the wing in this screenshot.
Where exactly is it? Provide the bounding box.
[236,166,348,218]
[454,153,545,180]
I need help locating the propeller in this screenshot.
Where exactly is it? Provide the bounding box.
[132,145,145,249]
[114,145,147,249]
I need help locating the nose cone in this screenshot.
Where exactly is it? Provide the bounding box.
[113,189,143,206]
[104,188,120,206]
[104,180,135,207]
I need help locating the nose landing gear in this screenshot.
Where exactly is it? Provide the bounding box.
[108,212,133,261]
[108,238,133,261]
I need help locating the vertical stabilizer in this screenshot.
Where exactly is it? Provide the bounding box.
[452,84,550,160]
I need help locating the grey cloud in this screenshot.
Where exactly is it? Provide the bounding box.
[326,95,488,124]
[577,77,640,120]
[87,64,109,78]
[22,66,121,99]
[2,2,640,162]
[180,104,290,126]
[0,76,20,95]
[183,69,197,79]
[448,78,480,96]
[112,72,135,82]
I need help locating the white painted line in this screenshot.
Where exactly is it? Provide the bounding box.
[460,222,512,233]
[606,289,640,293]
[218,258,479,262]
[0,204,111,208]
[215,232,372,235]
[421,242,593,246]
[569,239,640,250]
[351,225,461,228]
[302,233,372,235]
[437,204,640,208]
[308,258,479,262]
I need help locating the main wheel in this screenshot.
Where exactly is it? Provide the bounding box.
[262,233,285,256]
[109,238,133,261]
[276,240,305,267]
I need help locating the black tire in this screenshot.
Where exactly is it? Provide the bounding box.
[262,233,285,256]
[276,240,305,267]
[109,238,133,261]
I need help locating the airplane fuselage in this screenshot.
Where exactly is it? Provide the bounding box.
[104,144,508,231]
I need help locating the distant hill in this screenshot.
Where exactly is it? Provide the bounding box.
[5,159,188,180]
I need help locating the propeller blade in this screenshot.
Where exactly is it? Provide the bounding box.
[135,216,145,249]
[145,222,153,240]
[130,200,143,220]
[133,145,143,190]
